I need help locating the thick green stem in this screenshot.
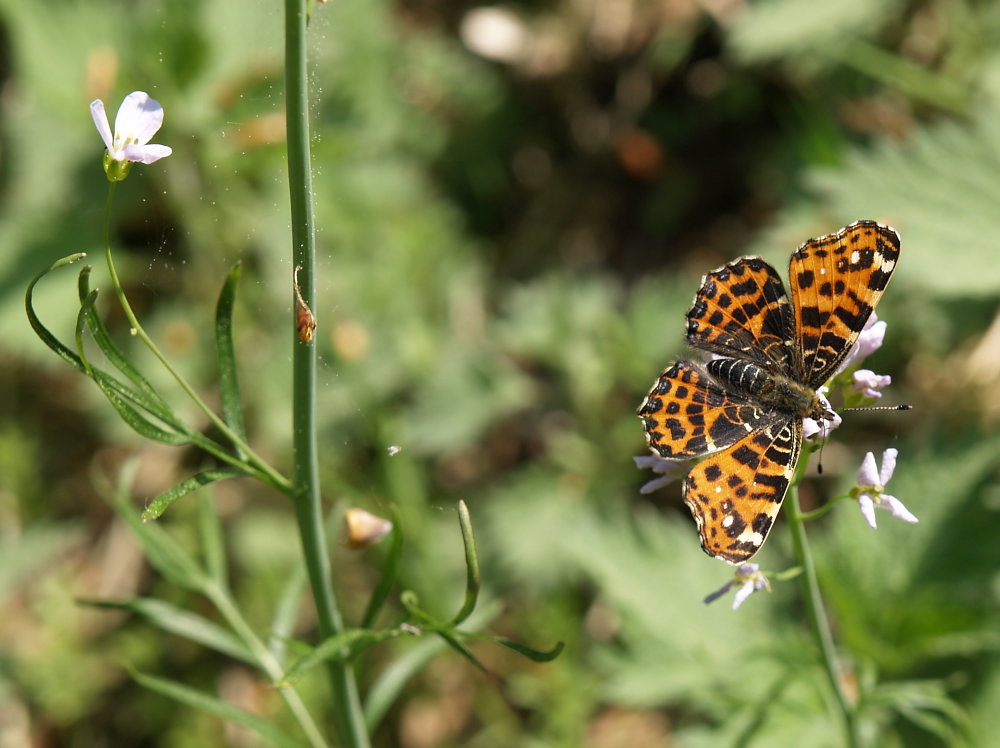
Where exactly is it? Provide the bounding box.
[785,481,862,748]
[284,1,369,745]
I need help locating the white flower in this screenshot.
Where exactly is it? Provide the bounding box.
[704,563,770,609]
[90,91,171,179]
[634,454,689,494]
[838,313,887,374]
[803,387,841,440]
[854,448,917,529]
[852,369,892,399]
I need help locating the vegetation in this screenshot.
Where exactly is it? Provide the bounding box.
[2,0,998,745]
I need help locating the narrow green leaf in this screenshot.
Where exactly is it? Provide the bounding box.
[198,491,228,586]
[76,264,172,417]
[112,461,209,591]
[24,253,91,371]
[433,629,488,673]
[80,597,253,664]
[215,262,248,454]
[485,636,565,663]
[269,564,308,663]
[399,590,436,625]
[282,628,412,684]
[142,468,246,521]
[30,256,233,454]
[71,280,192,446]
[27,256,177,429]
[449,500,480,626]
[128,668,305,748]
[360,504,403,629]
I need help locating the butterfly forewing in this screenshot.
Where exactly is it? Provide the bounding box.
[686,257,795,369]
[789,221,901,387]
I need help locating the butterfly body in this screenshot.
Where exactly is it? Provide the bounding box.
[638,221,900,563]
[704,358,828,422]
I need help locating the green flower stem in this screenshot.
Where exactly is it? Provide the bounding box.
[785,472,862,748]
[101,186,291,495]
[203,582,329,748]
[798,495,850,522]
[284,0,368,746]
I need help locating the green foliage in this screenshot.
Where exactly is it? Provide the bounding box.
[808,111,1000,296]
[4,0,1000,745]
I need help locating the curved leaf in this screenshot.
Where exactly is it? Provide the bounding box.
[215,262,248,453]
[76,264,172,417]
[142,468,247,521]
[449,500,480,626]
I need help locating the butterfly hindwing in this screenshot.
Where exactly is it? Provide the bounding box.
[638,361,781,459]
[683,419,803,563]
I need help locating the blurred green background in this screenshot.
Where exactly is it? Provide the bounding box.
[2,0,999,745]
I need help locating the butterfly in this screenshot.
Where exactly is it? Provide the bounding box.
[637,221,900,563]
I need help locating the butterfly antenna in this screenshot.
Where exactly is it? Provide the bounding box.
[840,404,913,412]
[820,405,912,473]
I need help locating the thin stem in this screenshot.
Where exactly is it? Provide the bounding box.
[204,582,329,748]
[798,495,851,522]
[101,187,291,495]
[785,478,862,748]
[284,1,369,746]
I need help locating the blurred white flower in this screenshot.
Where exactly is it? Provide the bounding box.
[838,313,887,374]
[854,448,917,529]
[704,563,770,609]
[634,454,689,494]
[852,369,892,399]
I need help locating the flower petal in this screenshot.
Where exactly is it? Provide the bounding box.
[90,99,114,152]
[114,91,165,145]
[857,451,879,486]
[853,369,891,399]
[838,314,887,373]
[122,143,173,164]
[732,580,755,609]
[639,475,673,494]
[882,494,918,523]
[703,580,734,605]
[803,389,841,440]
[858,494,877,529]
[879,448,897,485]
